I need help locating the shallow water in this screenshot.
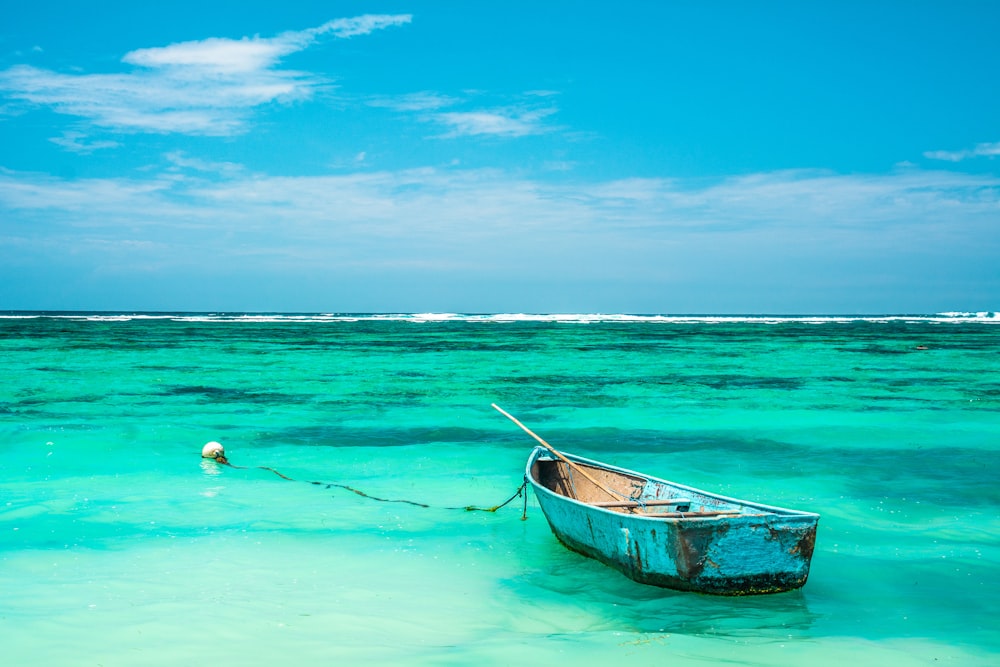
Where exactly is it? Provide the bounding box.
[1,313,998,665]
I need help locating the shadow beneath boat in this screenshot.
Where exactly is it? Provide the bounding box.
[507,545,819,638]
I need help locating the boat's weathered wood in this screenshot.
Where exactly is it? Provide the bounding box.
[524,446,820,595]
[640,510,743,518]
[592,499,693,508]
[533,457,644,503]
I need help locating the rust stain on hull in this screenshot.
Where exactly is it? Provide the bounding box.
[673,522,729,580]
[790,526,817,559]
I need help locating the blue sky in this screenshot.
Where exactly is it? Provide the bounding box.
[1,1,998,313]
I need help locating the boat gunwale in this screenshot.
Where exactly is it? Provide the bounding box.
[525,446,820,522]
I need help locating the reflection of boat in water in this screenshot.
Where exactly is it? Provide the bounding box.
[496,405,819,595]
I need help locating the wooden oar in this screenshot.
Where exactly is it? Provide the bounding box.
[491,403,622,501]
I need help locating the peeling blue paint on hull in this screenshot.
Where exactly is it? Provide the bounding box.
[526,447,819,596]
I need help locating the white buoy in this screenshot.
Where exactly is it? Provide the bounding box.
[202,441,226,461]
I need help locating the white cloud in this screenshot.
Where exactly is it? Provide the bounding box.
[122,38,297,74]
[367,91,457,112]
[924,141,1000,162]
[49,131,119,153]
[316,15,414,39]
[369,92,561,139]
[0,169,172,212]
[433,106,558,137]
[3,162,997,310]
[164,151,244,176]
[2,164,996,251]
[122,15,411,74]
[0,14,412,136]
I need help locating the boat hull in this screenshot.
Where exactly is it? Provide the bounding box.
[526,447,818,595]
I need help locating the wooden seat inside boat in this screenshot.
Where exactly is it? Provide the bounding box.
[592,499,692,509]
[533,458,746,517]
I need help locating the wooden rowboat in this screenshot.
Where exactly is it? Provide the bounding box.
[525,446,820,595]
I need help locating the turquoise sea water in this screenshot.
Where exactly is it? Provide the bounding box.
[1,312,998,666]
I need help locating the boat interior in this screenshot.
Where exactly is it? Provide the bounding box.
[530,456,746,516]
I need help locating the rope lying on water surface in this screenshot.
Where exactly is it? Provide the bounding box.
[202,443,529,517]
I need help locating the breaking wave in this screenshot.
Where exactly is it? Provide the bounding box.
[1,311,997,324]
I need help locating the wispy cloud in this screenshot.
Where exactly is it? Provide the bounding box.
[368,90,560,138]
[3,164,996,257]
[49,131,119,153]
[367,91,457,112]
[0,14,412,137]
[3,161,997,309]
[123,15,411,73]
[433,106,558,138]
[164,151,244,176]
[924,141,1000,162]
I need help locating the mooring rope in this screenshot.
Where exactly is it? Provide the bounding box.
[453,477,529,515]
[215,457,528,515]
